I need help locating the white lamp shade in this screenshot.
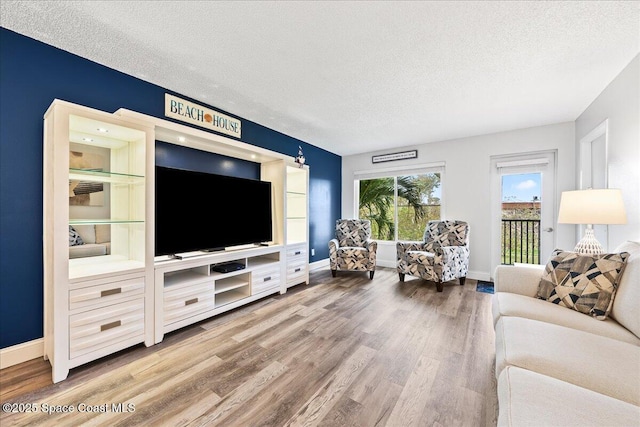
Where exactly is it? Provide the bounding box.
[558,189,627,225]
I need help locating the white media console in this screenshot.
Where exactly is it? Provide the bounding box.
[154,245,284,343]
[43,100,309,383]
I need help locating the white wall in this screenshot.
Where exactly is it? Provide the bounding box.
[342,122,576,280]
[575,55,640,248]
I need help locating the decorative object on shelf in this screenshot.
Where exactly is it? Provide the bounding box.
[69,225,84,246]
[295,145,305,168]
[558,188,627,254]
[69,149,106,206]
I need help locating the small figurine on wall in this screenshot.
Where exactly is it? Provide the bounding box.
[295,145,305,168]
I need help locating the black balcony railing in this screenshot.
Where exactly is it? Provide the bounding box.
[501,219,541,265]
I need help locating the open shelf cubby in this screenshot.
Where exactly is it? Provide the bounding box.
[215,288,251,308]
[247,253,280,268]
[215,274,250,294]
[163,269,210,288]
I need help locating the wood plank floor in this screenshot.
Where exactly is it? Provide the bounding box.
[0,267,498,426]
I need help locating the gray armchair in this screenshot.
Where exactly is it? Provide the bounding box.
[396,220,470,292]
[329,219,378,279]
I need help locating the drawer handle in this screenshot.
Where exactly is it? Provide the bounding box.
[294,251,301,255]
[263,276,271,282]
[295,268,301,273]
[101,288,122,297]
[185,298,198,306]
[100,320,121,332]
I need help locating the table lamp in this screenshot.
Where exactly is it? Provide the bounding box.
[558,188,627,254]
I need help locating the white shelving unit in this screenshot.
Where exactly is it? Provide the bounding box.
[43,100,154,383]
[285,164,310,288]
[43,101,310,381]
[286,165,309,244]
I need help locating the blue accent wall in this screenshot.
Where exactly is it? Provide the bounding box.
[0,28,341,349]
[155,141,260,179]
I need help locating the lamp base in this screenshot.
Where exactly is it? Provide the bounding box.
[573,226,604,255]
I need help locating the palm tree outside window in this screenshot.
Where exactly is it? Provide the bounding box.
[358,173,441,241]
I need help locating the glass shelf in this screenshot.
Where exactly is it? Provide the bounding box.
[70,219,144,225]
[286,191,306,196]
[69,168,144,184]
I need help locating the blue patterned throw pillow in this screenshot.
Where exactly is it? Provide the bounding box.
[69,225,84,246]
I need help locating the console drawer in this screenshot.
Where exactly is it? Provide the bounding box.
[286,244,307,260]
[287,244,307,286]
[69,298,144,360]
[164,281,214,326]
[252,268,281,295]
[287,259,307,285]
[69,277,145,312]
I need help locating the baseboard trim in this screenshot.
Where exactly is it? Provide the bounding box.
[0,338,44,370]
[309,258,329,271]
[376,259,396,269]
[467,270,492,282]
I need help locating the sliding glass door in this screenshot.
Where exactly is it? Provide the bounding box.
[358,172,441,241]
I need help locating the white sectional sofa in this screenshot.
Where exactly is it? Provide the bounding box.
[492,241,640,426]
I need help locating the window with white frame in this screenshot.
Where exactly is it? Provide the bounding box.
[355,164,444,241]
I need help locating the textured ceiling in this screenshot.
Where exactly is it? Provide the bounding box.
[1,1,639,156]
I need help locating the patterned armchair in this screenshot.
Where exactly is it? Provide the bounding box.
[396,220,470,292]
[329,219,378,279]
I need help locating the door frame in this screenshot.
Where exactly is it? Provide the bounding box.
[490,150,558,279]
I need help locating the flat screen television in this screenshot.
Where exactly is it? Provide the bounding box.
[155,165,273,256]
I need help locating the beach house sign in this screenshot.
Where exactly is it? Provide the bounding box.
[165,93,241,138]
